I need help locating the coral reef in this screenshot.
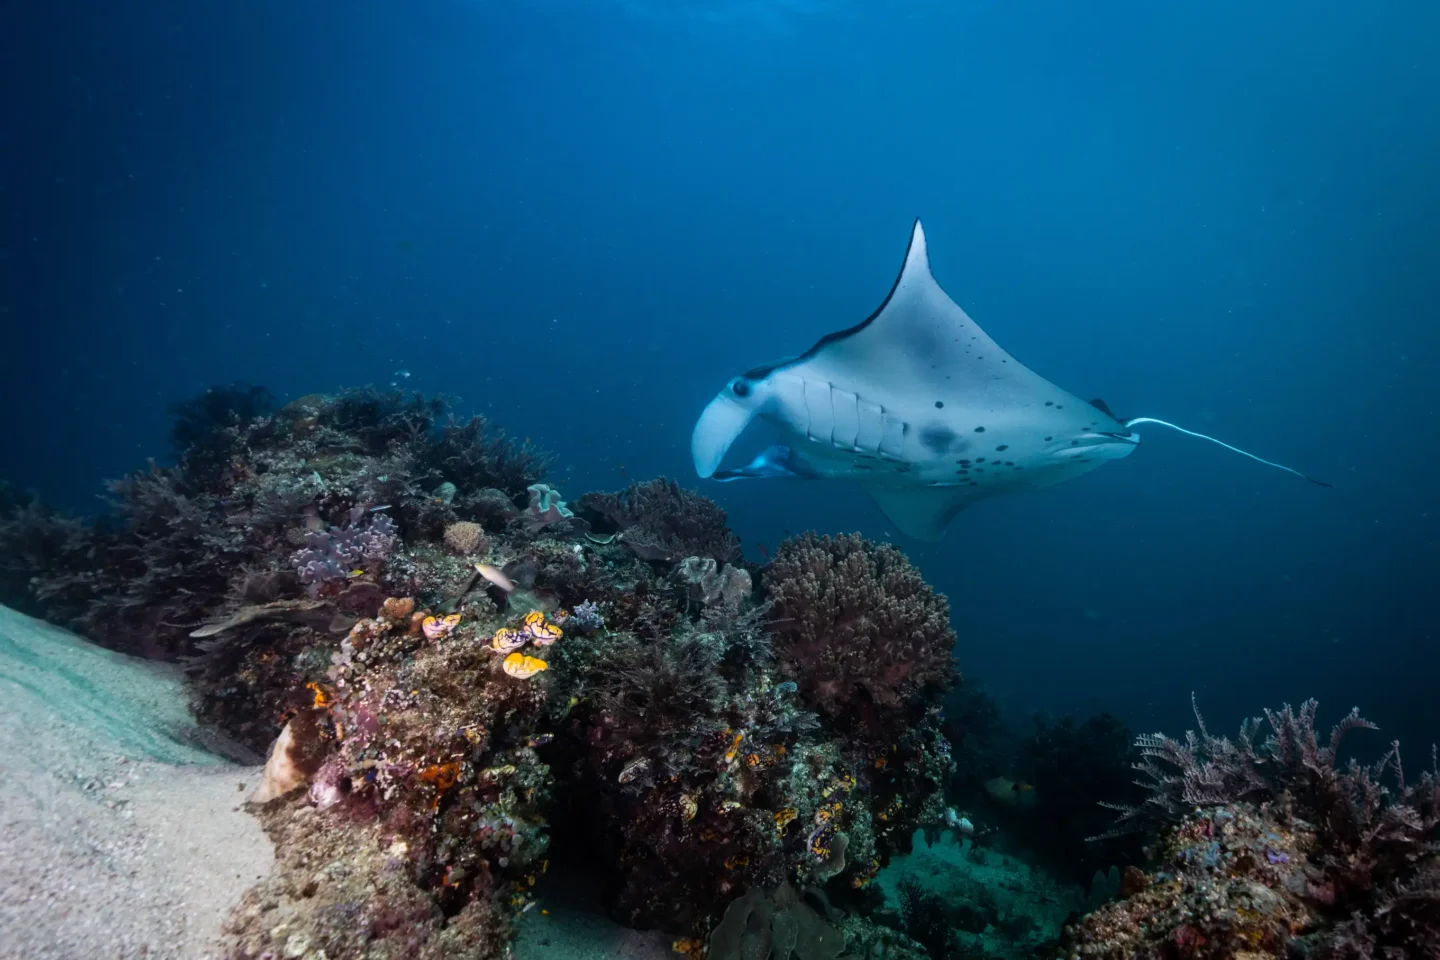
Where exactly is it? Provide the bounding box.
[575,477,742,564]
[763,532,957,741]
[878,829,1087,960]
[0,385,969,959]
[1064,697,1440,959]
[0,387,547,665]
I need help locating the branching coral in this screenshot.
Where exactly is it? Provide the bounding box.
[763,533,956,739]
[1076,696,1440,959]
[167,381,275,487]
[576,477,741,565]
[418,414,552,500]
[897,878,955,960]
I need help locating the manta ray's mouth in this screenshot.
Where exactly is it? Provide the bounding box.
[1098,431,1139,445]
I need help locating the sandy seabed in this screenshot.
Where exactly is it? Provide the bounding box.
[0,605,272,959]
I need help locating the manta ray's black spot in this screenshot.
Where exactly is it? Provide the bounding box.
[974,426,986,433]
[731,380,751,398]
[919,424,957,455]
[1071,440,1079,446]
[1056,405,1064,409]
[1005,461,1015,466]
[975,458,985,463]
[995,444,1009,452]
[1044,436,1053,441]
[969,481,979,486]
[934,400,944,409]
[1045,401,1053,406]
[956,459,971,464]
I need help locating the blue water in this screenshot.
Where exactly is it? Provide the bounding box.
[3,0,1437,744]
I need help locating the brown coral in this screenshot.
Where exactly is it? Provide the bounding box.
[763,533,956,737]
[575,478,741,565]
[443,520,486,556]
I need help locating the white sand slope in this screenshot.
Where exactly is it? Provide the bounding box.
[0,605,272,960]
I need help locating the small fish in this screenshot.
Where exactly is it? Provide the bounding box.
[618,758,651,784]
[527,733,555,748]
[489,627,527,653]
[475,562,516,593]
[502,652,548,679]
[757,543,769,559]
[944,807,975,836]
[394,369,411,378]
[521,610,562,646]
[348,569,365,578]
[423,613,461,642]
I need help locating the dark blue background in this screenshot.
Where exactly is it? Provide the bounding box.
[3,0,1437,746]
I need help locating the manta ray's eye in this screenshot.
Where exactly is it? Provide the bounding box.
[732,380,751,398]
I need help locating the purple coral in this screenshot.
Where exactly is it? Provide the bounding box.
[568,600,605,634]
[290,509,398,593]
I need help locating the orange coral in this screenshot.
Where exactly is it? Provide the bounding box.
[381,596,415,621]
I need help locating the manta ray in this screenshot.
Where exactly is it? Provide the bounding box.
[691,219,1326,542]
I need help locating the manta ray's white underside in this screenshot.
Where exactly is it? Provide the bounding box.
[691,220,1139,540]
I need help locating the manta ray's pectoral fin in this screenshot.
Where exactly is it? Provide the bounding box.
[862,483,976,543]
[712,445,811,482]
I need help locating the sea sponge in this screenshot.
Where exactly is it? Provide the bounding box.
[251,712,327,803]
[763,533,956,737]
[443,520,486,555]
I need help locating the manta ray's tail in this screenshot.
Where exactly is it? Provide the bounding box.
[1124,417,1332,487]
